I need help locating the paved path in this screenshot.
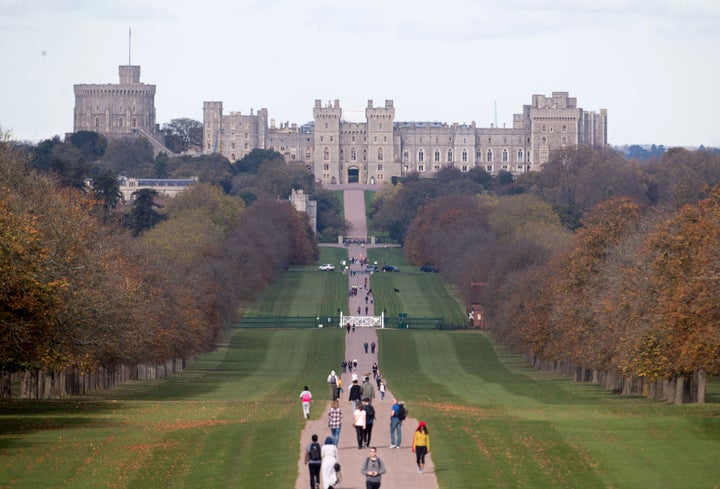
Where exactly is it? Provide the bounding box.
[295,189,438,489]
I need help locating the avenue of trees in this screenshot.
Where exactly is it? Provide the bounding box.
[374,146,720,403]
[0,134,318,398]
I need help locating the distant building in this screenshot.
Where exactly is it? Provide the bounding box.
[203,92,607,184]
[73,65,171,154]
[288,188,317,235]
[118,176,198,202]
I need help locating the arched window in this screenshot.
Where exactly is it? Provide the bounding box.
[461,149,468,162]
[561,124,567,133]
[502,149,509,162]
[403,150,409,162]
[323,147,329,160]
[486,149,493,162]
[132,117,137,127]
[418,149,425,162]
[377,148,383,161]
[351,147,357,161]
[447,149,453,162]
[561,136,567,146]
[517,149,523,162]
[231,153,236,161]
[434,149,440,162]
[541,136,547,144]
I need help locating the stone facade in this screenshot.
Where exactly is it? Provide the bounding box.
[203,92,607,184]
[74,66,157,137]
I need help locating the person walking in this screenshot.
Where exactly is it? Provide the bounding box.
[379,380,386,401]
[361,376,375,404]
[371,341,376,353]
[360,447,386,489]
[411,421,431,473]
[389,398,404,448]
[300,385,313,419]
[327,371,338,400]
[364,342,369,353]
[321,436,339,489]
[335,377,343,400]
[327,400,342,446]
[353,402,366,449]
[362,398,375,447]
[304,434,322,489]
[349,379,363,412]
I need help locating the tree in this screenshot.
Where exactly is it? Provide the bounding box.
[102,137,155,177]
[91,169,122,211]
[161,118,203,154]
[125,189,166,236]
[68,131,108,160]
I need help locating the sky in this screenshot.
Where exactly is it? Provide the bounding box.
[1,0,719,148]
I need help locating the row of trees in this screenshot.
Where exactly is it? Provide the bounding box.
[378,146,720,403]
[0,136,318,398]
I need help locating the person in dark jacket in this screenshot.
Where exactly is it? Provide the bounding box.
[348,379,363,411]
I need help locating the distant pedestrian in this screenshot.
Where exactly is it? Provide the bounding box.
[353,403,366,449]
[364,342,369,353]
[389,398,405,448]
[346,322,351,334]
[305,434,322,489]
[349,379,363,411]
[328,400,343,446]
[360,447,386,489]
[352,323,356,333]
[353,359,358,371]
[362,398,375,447]
[335,377,343,399]
[365,305,369,315]
[379,380,386,401]
[327,371,338,400]
[371,342,376,354]
[300,385,312,419]
[361,376,375,403]
[321,436,339,489]
[412,421,430,473]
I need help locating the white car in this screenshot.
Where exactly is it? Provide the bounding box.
[318,263,335,271]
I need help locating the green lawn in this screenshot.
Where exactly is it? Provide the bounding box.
[2,248,719,488]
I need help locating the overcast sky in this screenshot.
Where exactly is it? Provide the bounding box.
[1,0,719,147]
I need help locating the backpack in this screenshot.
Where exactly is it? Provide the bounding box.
[364,404,375,422]
[329,375,337,384]
[309,442,322,461]
[397,404,407,421]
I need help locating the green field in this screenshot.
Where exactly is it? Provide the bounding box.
[2,254,719,488]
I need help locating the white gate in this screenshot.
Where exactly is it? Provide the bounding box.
[339,312,384,328]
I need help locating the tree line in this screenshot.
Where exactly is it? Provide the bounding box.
[372,146,720,403]
[0,133,318,398]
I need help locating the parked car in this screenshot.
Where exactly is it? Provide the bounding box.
[318,263,335,271]
[381,265,400,272]
[420,265,439,273]
[366,265,379,272]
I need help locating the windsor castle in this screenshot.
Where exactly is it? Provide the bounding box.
[74,64,608,185]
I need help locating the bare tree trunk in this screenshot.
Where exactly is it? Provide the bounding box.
[673,376,685,404]
[694,368,706,404]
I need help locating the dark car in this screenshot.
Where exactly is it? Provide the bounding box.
[420,266,439,273]
[366,265,379,272]
[381,265,400,272]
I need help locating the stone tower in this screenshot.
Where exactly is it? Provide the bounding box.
[203,101,223,153]
[313,99,342,184]
[365,100,395,184]
[73,65,156,138]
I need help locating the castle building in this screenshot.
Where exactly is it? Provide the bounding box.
[203,92,607,184]
[73,65,170,154]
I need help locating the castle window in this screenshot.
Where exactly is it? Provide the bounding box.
[377,148,383,161]
[95,118,99,128]
[330,136,333,142]
[340,149,344,160]
[541,136,547,144]
[231,142,236,149]
[461,165,468,172]
[447,149,453,162]
[486,149,493,162]
[351,148,357,161]
[502,149,509,162]
[434,149,440,162]
[363,149,367,161]
[231,153,236,160]
[306,148,311,159]
[325,123,328,129]
[379,123,383,130]
[542,124,546,132]
[324,164,329,170]
[131,118,137,127]
[461,150,468,162]
[418,164,425,172]
[561,136,567,146]
[418,149,424,162]
[245,143,249,149]
[320,136,324,142]
[374,136,377,143]
[323,147,330,160]
[378,164,383,171]
[517,149,523,162]
[119,117,124,128]
[476,150,481,161]
[562,124,567,133]
[463,137,467,144]
[352,136,355,142]
[383,135,387,142]
[403,150,408,162]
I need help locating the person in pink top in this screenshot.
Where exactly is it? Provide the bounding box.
[299,385,312,419]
